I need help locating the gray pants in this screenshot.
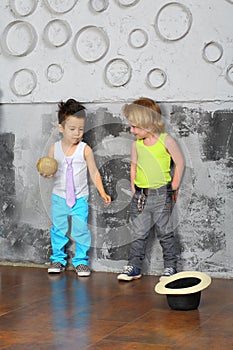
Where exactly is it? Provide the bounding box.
[128,185,177,270]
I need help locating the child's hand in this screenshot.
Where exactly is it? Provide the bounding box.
[101,194,111,205]
[172,190,178,203]
[131,185,136,195]
[171,183,178,202]
[171,181,178,203]
[39,173,54,179]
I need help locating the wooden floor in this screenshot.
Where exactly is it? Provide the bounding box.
[0,266,232,350]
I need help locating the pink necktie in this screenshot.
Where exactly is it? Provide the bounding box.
[66,158,76,207]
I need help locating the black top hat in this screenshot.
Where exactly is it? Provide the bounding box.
[155,271,212,310]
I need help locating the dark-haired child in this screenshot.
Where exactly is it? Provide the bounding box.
[40,99,111,276]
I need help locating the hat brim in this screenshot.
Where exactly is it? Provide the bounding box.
[155,271,211,295]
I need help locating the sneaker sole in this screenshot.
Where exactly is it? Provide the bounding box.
[117,273,142,281]
[48,268,65,274]
[76,272,91,277]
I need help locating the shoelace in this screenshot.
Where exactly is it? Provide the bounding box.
[123,266,134,273]
[53,262,61,267]
[163,267,175,275]
[76,265,89,271]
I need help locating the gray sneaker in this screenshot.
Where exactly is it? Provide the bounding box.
[162,267,177,277]
[75,264,91,277]
[48,262,65,274]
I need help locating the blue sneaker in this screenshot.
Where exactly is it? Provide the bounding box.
[117,265,142,281]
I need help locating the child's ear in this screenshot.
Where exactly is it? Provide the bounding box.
[57,124,64,133]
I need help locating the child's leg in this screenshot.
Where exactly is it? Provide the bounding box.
[50,194,70,266]
[70,196,91,267]
[155,192,177,268]
[128,193,153,269]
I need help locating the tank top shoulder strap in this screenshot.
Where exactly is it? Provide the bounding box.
[54,140,63,158]
[136,138,143,145]
[158,133,167,145]
[72,141,86,159]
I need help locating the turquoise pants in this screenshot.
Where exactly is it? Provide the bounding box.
[50,194,91,267]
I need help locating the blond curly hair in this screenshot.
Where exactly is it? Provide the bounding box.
[123,97,165,134]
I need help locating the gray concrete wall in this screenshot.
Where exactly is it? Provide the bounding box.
[0,0,233,278]
[1,102,232,278]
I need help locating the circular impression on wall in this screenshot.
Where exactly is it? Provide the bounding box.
[146,68,167,89]
[128,28,148,48]
[46,64,64,83]
[104,58,132,87]
[44,0,78,14]
[226,64,233,85]
[89,0,109,12]
[116,0,140,7]
[9,0,38,17]
[155,2,192,41]
[73,25,109,62]
[202,41,223,63]
[1,20,37,57]
[10,68,37,96]
[43,19,72,47]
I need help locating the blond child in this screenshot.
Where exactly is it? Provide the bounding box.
[117,97,184,281]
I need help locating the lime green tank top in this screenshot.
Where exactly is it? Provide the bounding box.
[134,133,171,189]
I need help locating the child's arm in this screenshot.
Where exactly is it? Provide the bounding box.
[165,135,184,191]
[84,145,111,204]
[47,144,54,158]
[130,141,137,194]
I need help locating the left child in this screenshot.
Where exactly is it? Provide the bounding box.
[39,99,111,276]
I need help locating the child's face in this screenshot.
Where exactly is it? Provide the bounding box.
[58,115,85,145]
[129,123,150,139]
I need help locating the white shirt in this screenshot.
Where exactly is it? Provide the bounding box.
[52,140,89,199]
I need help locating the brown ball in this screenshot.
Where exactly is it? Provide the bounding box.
[37,157,58,176]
